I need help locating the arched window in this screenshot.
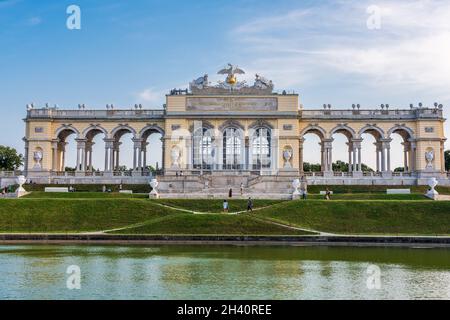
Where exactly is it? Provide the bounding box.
[193,127,213,169]
[252,128,271,169]
[223,127,242,170]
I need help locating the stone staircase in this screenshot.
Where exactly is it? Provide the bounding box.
[157,174,296,199]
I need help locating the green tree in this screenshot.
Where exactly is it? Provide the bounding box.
[303,162,321,172]
[0,145,23,170]
[445,150,450,171]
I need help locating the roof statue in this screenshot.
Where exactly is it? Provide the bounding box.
[189,64,274,95]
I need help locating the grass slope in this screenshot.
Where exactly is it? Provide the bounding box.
[0,199,173,233]
[111,213,313,235]
[154,199,284,213]
[257,200,450,235]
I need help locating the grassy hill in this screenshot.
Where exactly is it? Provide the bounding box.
[0,192,449,236]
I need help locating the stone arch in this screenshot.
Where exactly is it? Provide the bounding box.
[329,124,356,140]
[82,124,108,140]
[300,124,327,140]
[139,124,165,139]
[358,124,385,140]
[248,119,274,130]
[188,120,214,133]
[111,124,137,139]
[55,125,80,140]
[387,125,414,141]
[218,119,245,132]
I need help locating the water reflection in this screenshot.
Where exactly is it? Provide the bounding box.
[0,245,449,299]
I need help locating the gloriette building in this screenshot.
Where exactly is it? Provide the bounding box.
[22,65,449,196]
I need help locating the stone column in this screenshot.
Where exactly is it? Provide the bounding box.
[374,142,381,172]
[85,142,93,171]
[380,139,392,172]
[410,141,416,172]
[347,142,353,172]
[322,139,333,172]
[113,141,121,171]
[76,147,81,171]
[142,143,147,171]
[109,146,114,172]
[299,138,304,173]
[59,142,66,172]
[357,143,362,172]
[23,140,29,174]
[104,146,109,172]
[103,139,114,172]
[320,142,325,172]
[403,142,410,172]
[386,145,391,172]
[245,136,250,171]
[75,139,87,171]
[132,138,143,171]
[381,146,386,172]
[51,141,58,171]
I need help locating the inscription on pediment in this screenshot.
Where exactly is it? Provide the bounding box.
[186,97,277,112]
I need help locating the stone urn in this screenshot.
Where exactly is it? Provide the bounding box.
[283,149,292,168]
[171,147,180,168]
[15,175,27,197]
[425,177,439,200]
[425,150,434,170]
[33,151,43,169]
[149,178,159,199]
[292,178,301,199]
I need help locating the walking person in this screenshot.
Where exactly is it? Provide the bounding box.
[228,188,233,198]
[300,176,307,200]
[240,183,244,196]
[247,197,253,212]
[223,200,229,213]
[325,187,331,200]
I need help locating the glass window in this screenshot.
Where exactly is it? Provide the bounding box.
[252,128,271,169]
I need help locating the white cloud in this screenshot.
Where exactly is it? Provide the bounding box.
[231,0,450,98]
[231,0,450,160]
[137,87,164,105]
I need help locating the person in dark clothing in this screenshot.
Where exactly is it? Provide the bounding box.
[228,188,233,198]
[247,197,253,212]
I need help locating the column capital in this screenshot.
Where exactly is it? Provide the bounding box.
[75,139,87,148]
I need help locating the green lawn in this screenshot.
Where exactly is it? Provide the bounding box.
[153,199,285,213]
[0,198,173,233]
[111,213,313,235]
[257,200,450,235]
[1,192,449,236]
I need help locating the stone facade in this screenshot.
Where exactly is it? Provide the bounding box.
[21,68,449,192]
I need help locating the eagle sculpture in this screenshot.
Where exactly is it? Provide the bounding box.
[217,63,245,85]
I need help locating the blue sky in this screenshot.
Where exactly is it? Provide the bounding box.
[1,0,449,169]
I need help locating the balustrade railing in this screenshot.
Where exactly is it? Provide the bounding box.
[0,171,23,177]
[300,108,443,119]
[27,108,165,119]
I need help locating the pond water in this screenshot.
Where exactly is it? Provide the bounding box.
[0,244,449,300]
